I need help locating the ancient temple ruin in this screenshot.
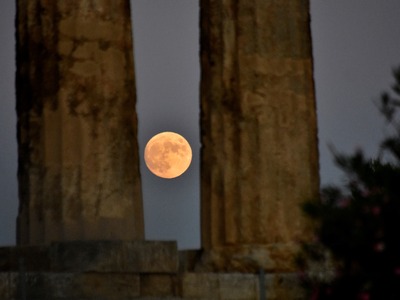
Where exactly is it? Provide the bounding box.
[0,0,318,298]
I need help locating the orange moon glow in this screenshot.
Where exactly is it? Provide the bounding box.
[144,132,192,179]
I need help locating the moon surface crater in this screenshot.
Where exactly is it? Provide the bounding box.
[144,132,192,179]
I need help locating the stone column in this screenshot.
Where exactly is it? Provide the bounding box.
[200,0,319,271]
[16,0,144,244]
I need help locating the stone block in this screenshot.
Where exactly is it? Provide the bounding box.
[218,273,257,300]
[181,272,304,300]
[0,272,141,299]
[140,274,177,297]
[181,273,219,299]
[49,240,179,273]
[0,241,179,274]
[0,273,17,299]
[0,245,49,271]
[182,273,258,300]
[50,272,141,299]
[196,244,299,273]
[263,273,305,300]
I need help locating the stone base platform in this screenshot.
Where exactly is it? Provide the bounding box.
[0,241,304,299]
[0,240,178,273]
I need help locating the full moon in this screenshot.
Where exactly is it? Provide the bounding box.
[144,131,192,179]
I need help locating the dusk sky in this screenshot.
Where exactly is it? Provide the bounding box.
[1,1,400,249]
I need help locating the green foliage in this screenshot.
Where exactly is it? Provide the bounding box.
[298,67,400,300]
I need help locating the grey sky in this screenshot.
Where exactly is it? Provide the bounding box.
[1,1,400,249]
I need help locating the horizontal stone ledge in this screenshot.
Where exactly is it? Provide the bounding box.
[0,272,141,299]
[181,272,304,300]
[50,240,179,273]
[0,240,179,273]
[0,245,49,271]
[0,271,304,300]
[195,243,301,273]
[0,272,191,299]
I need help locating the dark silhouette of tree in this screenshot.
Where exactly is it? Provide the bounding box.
[298,66,400,300]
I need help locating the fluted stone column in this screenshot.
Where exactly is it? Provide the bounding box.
[200,0,319,271]
[16,0,144,244]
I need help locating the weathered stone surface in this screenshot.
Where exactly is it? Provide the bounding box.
[49,240,179,273]
[0,273,16,300]
[196,244,300,273]
[181,272,303,300]
[0,272,140,299]
[200,0,319,271]
[181,273,220,299]
[140,274,177,297]
[182,273,255,300]
[0,269,304,299]
[16,0,143,244]
[218,273,258,299]
[263,273,305,300]
[0,245,49,271]
[182,273,257,300]
[0,241,178,274]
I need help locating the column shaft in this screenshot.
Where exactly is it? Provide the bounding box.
[16,0,144,244]
[200,0,319,271]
